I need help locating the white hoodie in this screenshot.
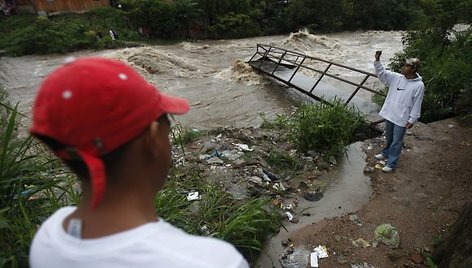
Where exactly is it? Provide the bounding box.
[374,60,425,127]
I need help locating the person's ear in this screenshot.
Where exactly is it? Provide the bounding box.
[145,121,160,157]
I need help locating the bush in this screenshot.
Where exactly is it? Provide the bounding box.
[0,10,133,56]
[289,100,365,158]
[210,13,262,38]
[389,28,472,122]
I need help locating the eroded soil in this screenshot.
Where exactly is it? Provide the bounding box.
[285,119,472,268]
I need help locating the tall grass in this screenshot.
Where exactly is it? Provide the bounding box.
[261,101,366,158]
[155,172,281,261]
[0,89,76,267]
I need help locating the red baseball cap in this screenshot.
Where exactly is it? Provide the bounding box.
[30,57,189,209]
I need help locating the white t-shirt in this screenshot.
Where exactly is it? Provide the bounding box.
[30,207,249,268]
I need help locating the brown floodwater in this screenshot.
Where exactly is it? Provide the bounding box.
[0,30,402,129]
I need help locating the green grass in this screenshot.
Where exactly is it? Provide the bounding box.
[264,150,301,172]
[156,168,281,261]
[0,89,74,267]
[262,100,366,159]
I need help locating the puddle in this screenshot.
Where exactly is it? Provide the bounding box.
[256,142,372,267]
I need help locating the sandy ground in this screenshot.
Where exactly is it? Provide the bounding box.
[285,118,472,268]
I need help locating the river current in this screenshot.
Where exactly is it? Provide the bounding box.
[0,30,403,129]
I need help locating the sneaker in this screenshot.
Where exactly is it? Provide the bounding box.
[382,166,394,173]
[375,154,386,160]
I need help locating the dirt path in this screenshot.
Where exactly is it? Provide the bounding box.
[284,118,472,267]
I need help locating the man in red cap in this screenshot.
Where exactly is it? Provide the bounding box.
[29,57,249,268]
[373,51,425,173]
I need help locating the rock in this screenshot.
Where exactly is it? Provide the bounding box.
[298,181,309,190]
[352,238,371,248]
[202,141,221,152]
[206,157,224,165]
[248,176,263,185]
[280,247,310,268]
[303,190,323,202]
[410,251,424,264]
[363,166,375,174]
[317,159,331,170]
[349,214,363,226]
[373,224,400,249]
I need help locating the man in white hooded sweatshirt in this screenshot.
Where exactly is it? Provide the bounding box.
[373,51,425,172]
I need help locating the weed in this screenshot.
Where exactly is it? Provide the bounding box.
[171,124,204,146]
[264,150,301,172]
[0,89,77,266]
[155,173,282,261]
[289,100,365,158]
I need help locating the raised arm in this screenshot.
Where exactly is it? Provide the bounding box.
[373,51,397,86]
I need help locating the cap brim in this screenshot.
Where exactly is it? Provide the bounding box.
[159,93,190,115]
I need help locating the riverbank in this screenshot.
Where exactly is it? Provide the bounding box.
[271,118,472,268]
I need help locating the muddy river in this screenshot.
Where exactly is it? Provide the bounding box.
[0,30,402,129]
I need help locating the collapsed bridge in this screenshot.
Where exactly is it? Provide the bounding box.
[248,44,385,125]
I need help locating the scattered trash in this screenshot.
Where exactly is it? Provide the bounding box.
[262,169,279,181]
[280,247,310,268]
[367,145,373,150]
[186,191,200,201]
[285,211,294,221]
[200,225,210,235]
[351,262,376,268]
[310,245,329,267]
[352,238,370,248]
[282,203,294,211]
[374,164,383,170]
[261,172,272,182]
[221,150,244,161]
[448,123,455,128]
[310,252,319,267]
[314,245,328,258]
[373,224,400,249]
[272,182,286,191]
[233,143,253,152]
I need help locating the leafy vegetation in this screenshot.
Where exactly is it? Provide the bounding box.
[262,101,366,159]
[289,101,365,158]
[375,0,472,123]
[156,173,280,261]
[0,89,73,267]
[0,0,432,56]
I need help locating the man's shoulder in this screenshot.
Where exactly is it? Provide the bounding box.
[139,221,249,267]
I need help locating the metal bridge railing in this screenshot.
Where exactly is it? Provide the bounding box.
[248,44,386,111]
